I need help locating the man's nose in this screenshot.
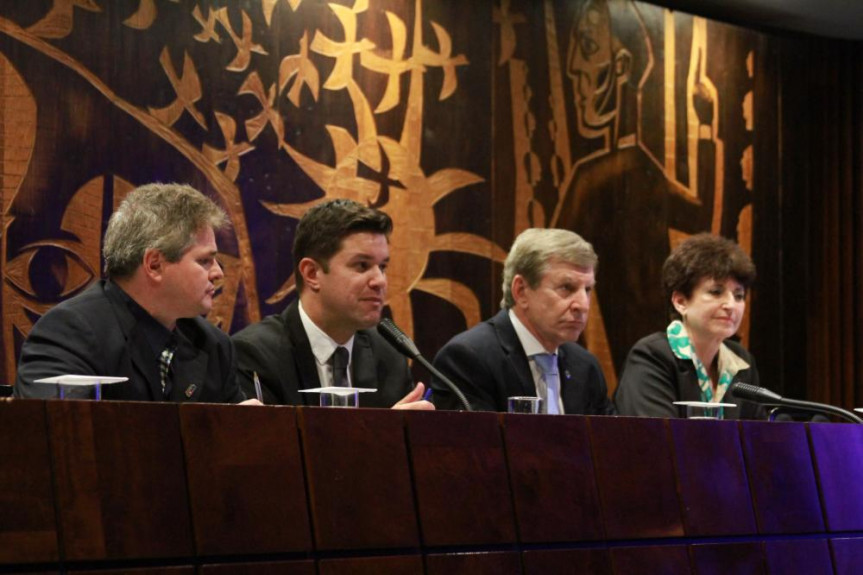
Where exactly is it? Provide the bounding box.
[572,289,590,310]
[369,266,386,288]
[211,259,225,281]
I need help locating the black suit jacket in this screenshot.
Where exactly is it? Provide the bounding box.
[231,300,412,408]
[431,309,616,414]
[15,280,245,403]
[614,331,764,419]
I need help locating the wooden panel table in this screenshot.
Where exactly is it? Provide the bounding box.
[589,417,684,539]
[200,562,315,575]
[669,419,757,536]
[299,407,419,551]
[0,400,58,564]
[689,541,764,575]
[763,539,833,574]
[807,423,863,532]
[740,422,825,534]
[829,537,863,575]
[503,413,604,542]
[179,404,312,556]
[609,545,691,575]
[46,401,193,561]
[521,549,612,575]
[425,552,521,574]
[2,402,862,573]
[406,411,516,547]
[318,556,423,574]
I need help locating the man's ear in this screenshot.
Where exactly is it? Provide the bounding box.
[142,248,164,282]
[298,257,324,292]
[511,275,528,307]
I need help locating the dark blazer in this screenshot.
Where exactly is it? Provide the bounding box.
[14,280,245,403]
[615,331,764,419]
[231,300,412,408]
[431,309,616,414]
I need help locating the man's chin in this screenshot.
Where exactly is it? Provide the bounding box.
[358,311,383,330]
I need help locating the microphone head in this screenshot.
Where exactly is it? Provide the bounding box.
[377,318,421,359]
[730,382,783,403]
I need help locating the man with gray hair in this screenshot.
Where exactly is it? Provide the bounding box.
[15,183,256,404]
[431,228,615,414]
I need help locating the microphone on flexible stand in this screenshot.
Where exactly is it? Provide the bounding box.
[377,318,473,411]
[730,382,862,423]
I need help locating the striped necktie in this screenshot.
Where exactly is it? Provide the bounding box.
[159,336,178,398]
[533,353,560,415]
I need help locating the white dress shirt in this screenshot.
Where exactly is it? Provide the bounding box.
[298,301,355,387]
[508,309,564,414]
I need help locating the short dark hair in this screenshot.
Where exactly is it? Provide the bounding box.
[293,199,392,291]
[662,233,756,320]
[103,183,228,278]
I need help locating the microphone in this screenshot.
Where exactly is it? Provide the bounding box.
[377,318,473,411]
[730,382,863,423]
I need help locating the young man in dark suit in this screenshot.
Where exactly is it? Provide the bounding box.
[232,199,432,410]
[15,183,258,404]
[431,228,615,415]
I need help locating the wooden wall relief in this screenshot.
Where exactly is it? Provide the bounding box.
[0,0,763,389]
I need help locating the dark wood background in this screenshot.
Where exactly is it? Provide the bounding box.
[0,0,860,408]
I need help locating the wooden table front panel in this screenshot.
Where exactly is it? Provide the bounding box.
[829,537,863,575]
[669,419,757,536]
[71,567,194,575]
[503,414,604,543]
[0,400,58,564]
[589,417,684,539]
[610,545,691,575]
[425,551,522,574]
[179,404,312,556]
[199,560,316,575]
[763,539,833,575]
[807,423,863,532]
[299,408,419,550]
[406,411,516,546]
[740,421,825,534]
[521,548,612,575]
[689,541,765,575]
[47,401,194,561]
[317,555,423,575]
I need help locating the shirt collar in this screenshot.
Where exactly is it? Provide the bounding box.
[508,308,557,357]
[111,280,174,357]
[298,300,355,367]
[666,320,749,374]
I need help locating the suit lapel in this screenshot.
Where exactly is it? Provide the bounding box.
[492,310,537,396]
[284,302,322,405]
[171,327,207,401]
[129,327,162,401]
[104,282,160,401]
[558,347,573,407]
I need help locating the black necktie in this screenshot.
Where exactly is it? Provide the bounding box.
[332,346,350,387]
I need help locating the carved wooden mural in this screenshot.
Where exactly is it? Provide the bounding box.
[0,0,762,392]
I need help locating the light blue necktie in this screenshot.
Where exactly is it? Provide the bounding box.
[533,353,560,415]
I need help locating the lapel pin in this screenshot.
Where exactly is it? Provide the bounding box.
[184,384,197,398]
[565,369,571,380]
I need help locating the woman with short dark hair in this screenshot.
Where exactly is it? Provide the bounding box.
[615,233,764,419]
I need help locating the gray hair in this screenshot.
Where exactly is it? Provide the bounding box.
[501,228,598,308]
[103,183,228,278]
